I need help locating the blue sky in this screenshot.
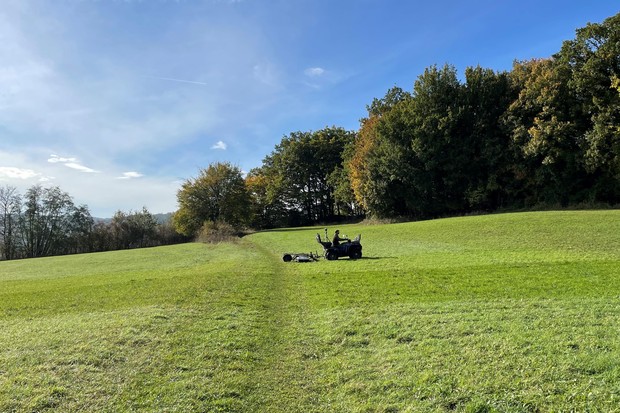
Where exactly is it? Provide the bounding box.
[1,0,618,217]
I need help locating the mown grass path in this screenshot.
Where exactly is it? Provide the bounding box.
[1,211,620,412]
[245,241,323,412]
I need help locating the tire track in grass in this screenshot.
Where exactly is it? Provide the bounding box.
[246,240,322,412]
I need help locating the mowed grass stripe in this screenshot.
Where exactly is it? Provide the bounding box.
[245,241,324,412]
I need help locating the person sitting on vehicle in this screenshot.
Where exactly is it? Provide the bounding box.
[332,230,349,247]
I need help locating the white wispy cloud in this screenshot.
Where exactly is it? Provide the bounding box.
[48,155,99,173]
[64,163,99,173]
[253,63,280,87]
[48,155,77,164]
[117,171,144,180]
[145,75,208,86]
[0,150,55,183]
[212,140,227,150]
[304,67,325,77]
[0,166,40,180]
[0,1,318,216]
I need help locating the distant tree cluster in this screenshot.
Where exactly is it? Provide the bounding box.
[173,13,620,235]
[248,127,359,228]
[172,128,359,237]
[0,185,187,261]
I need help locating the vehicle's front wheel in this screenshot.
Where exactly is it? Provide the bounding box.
[326,250,338,260]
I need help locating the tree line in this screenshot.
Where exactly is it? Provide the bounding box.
[175,12,620,235]
[0,185,187,260]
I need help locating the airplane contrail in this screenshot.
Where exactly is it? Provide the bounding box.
[146,76,208,86]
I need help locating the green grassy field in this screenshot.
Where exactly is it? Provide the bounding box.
[1,210,619,412]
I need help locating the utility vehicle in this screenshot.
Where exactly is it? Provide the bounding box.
[316,228,362,260]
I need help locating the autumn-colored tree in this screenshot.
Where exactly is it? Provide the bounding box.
[348,115,379,211]
[245,167,288,229]
[504,58,588,206]
[347,87,413,216]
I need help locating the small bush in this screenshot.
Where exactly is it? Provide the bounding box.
[197,221,241,244]
[360,215,410,225]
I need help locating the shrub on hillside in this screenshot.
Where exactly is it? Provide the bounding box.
[197,221,241,243]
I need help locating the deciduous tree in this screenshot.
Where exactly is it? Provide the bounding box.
[556,12,620,201]
[0,185,21,260]
[173,162,250,236]
[261,127,355,224]
[19,185,75,258]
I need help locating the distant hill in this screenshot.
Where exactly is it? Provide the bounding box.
[153,213,174,224]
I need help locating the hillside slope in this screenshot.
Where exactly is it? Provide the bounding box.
[1,211,619,412]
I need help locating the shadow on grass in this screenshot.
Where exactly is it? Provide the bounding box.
[348,256,393,261]
[251,227,316,234]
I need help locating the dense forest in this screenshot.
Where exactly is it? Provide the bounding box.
[236,12,620,228]
[2,13,619,258]
[175,12,619,233]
